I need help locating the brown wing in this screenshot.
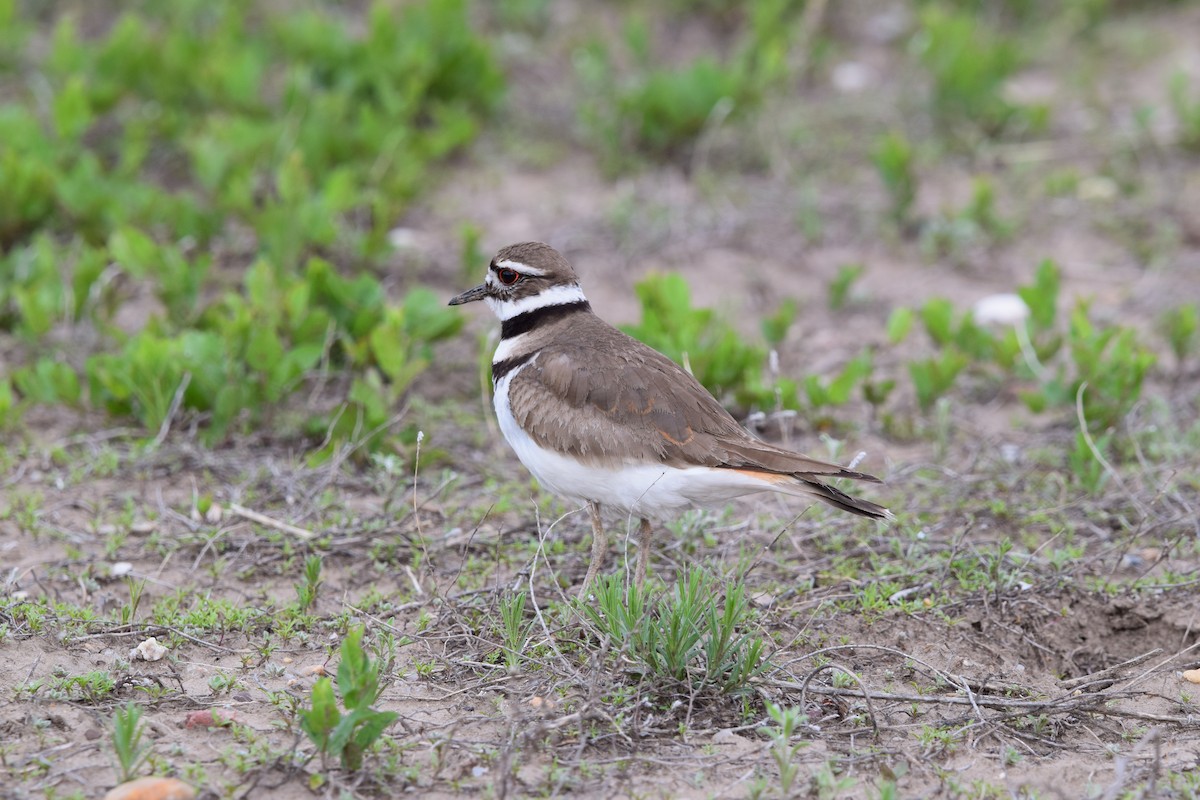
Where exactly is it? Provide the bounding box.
[506,322,879,483]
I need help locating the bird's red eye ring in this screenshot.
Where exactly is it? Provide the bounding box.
[497,268,520,285]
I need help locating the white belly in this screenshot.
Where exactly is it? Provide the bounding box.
[493,365,776,516]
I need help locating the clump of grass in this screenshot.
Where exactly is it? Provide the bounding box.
[575,1,795,169]
[111,702,151,783]
[1158,303,1198,373]
[872,132,917,228]
[911,5,1024,137]
[621,272,769,409]
[580,568,766,696]
[498,590,534,672]
[294,555,322,612]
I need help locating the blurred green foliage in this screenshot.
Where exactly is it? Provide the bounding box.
[576,0,796,169]
[0,0,494,450]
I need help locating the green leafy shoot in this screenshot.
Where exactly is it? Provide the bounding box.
[295,555,323,612]
[299,626,398,772]
[761,702,807,798]
[1169,71,1200,152]
[1158,303,1198,372]
[872,132,917,227]
[827,264,865,311]
[110,702,151,783]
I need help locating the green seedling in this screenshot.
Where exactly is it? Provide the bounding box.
[761,702,807,798]
[110,702,150,783]
[1158,303,1198,372]
[12,358,81,407]
[827,264,865,311]
[299,626,398,772]
[920,176,1011,262]
[295,556,322,612]
[761,298,798,347]
[1017,258,1061,334]
[871,132,917,227]
[804,350,874,411]
[1169,72,1200,152]
[1068,428,1111,496]
[119,578,146,626]
[0,375,16,428]
[909,350,968,413]
[498,590,533,671]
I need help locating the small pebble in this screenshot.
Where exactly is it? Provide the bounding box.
[104,777,195,800]
[184,710,237,729]
[111,562,134,577]
[1183,669,1200,685]
[131,637,168,662]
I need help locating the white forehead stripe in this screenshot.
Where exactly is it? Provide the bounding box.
[487,283,588,321]
[495,258,549,277]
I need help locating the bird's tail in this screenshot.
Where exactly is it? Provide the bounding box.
[795,478,893,520]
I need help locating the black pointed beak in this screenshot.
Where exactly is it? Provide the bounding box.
[448,284,488,306]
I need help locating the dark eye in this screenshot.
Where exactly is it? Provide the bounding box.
[497,268,520,285]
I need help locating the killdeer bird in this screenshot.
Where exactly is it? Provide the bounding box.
[449,242,891,590]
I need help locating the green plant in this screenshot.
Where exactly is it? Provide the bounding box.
[110,702,151,782]
[1023,302,1156,431]
[295,555,323,611]
[908,348,968,413]
[761,298,798,347]
[912,5,1024,135]
[802,350,876,412]
[0,0,487,452]
[498,590,533,671]
[1158,303,1198,371]
[872,132,917,226]
[119,579,146,626]
[82,260,462,449]
[1169,72,1200,152]
[760,702,806,798]
[0,374,17,428]
[580,569,766,695]
[11,358,82,407]
[299,626,398,771]
[575,1,794,168]
[920,176,1012,261]
[827,264,865,311]
[621,272,767,408]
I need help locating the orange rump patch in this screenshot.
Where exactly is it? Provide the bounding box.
[731,468,792,484]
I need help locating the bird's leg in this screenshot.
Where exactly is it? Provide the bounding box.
[581,501,607,595]
[635,517,653,588]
